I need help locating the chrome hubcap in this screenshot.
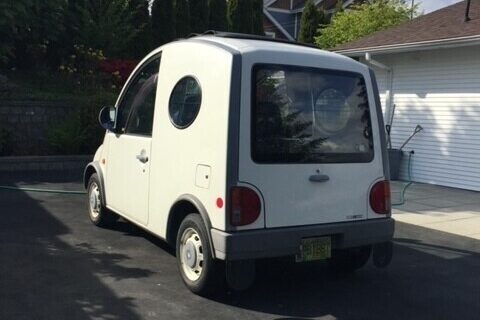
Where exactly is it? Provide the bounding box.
[180,228,204,281]
[89,183,101,219]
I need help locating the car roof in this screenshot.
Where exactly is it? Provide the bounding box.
[179,32,362,69]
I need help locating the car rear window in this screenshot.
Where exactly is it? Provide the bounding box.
[252,64,374,164]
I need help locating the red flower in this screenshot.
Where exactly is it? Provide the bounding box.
[99,59,138,84]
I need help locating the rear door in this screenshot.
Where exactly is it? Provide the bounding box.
[241,64,382,228]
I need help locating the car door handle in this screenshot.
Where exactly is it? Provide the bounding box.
[136,153,149,163]
[309,174,330,182]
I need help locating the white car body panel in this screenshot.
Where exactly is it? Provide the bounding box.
[237,50,385,228]
[147,41,233,236]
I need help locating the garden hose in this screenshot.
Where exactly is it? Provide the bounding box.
[0,185,86,195]
[392,152,413,206]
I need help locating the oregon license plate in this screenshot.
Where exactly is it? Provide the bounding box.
[295,237,331,262]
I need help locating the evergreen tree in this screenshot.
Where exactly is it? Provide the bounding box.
[13,0,66,67]
[298,0,322,44]
[151,0,176,46]
[208,0,227,31]
[335,0,344,14]
[75,0,140,58]
[227,0,253,33]
[128,0,152,58]
[175,0,190,37]
[189,0,209,33]
[56,0,87,62]
[251,0,264,35]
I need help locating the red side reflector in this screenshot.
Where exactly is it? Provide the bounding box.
[230,187,261,226]
[216,197,224,209]
[370,181,391,215]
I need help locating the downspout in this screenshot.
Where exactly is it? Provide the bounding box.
[365,52,394,124]
[465,0,472,22]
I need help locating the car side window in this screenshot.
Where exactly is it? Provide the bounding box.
[116,57,161,134]
[169,77,202,129]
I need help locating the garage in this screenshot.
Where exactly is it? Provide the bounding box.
[334,2,480,191]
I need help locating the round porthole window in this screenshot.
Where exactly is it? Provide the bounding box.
[169,76,202,129]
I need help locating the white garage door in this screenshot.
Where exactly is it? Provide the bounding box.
[368,46,480,191]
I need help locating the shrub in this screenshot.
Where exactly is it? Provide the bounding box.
[99,59,138,86]
[47,91,117,155]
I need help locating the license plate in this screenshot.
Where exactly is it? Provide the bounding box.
[295,237,331,262]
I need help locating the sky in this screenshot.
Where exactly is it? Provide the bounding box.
[417,0,464,14]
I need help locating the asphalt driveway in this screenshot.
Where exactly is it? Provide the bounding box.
[0,173,479,320]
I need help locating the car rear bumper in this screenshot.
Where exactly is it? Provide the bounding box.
[211,218,395,260]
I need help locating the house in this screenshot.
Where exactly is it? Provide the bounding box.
[334,1,480,191]
[263,0,357,40]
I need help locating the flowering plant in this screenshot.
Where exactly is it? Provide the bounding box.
[99,59,138,86]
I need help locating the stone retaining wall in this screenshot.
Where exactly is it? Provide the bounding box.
[0,101,80,155]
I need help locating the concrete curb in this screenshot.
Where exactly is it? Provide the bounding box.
[0,155,93,172]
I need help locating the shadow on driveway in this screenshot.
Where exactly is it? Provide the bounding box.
[0,180,148,320]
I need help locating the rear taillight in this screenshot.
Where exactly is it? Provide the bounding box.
[230,186,261,226]
[369,181,391,215]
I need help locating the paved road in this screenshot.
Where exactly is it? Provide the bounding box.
[1,176,479,320]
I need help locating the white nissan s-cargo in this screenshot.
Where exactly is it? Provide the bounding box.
[84,32,394,295]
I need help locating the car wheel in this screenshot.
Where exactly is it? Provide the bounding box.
[328,245,372,273]
[87,173,117,227]
[176,214,224,295]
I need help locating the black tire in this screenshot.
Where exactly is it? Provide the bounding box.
[86,173,118,227]
[176,214,224,296]
[328,245,372,273]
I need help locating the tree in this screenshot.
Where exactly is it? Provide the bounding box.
[315,0,413,49]
[128,0,152,58]
[298,0,325,44]
[208,0,227,31]
[189,0,209,34]
[227,0,253,33]
[0,0,31,64]
[63,0,88,48]
[151,0,176,46]
[6,0,66,68]
[251,0,264,35]
[175,0,190,37]
[334,0,344,14]
[75,0,140,58]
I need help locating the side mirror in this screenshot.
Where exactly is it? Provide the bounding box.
[98,106,116,131]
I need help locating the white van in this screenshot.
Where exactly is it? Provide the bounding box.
[84,32,394,295]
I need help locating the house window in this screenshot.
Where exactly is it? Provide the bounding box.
[265,32,276,38]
